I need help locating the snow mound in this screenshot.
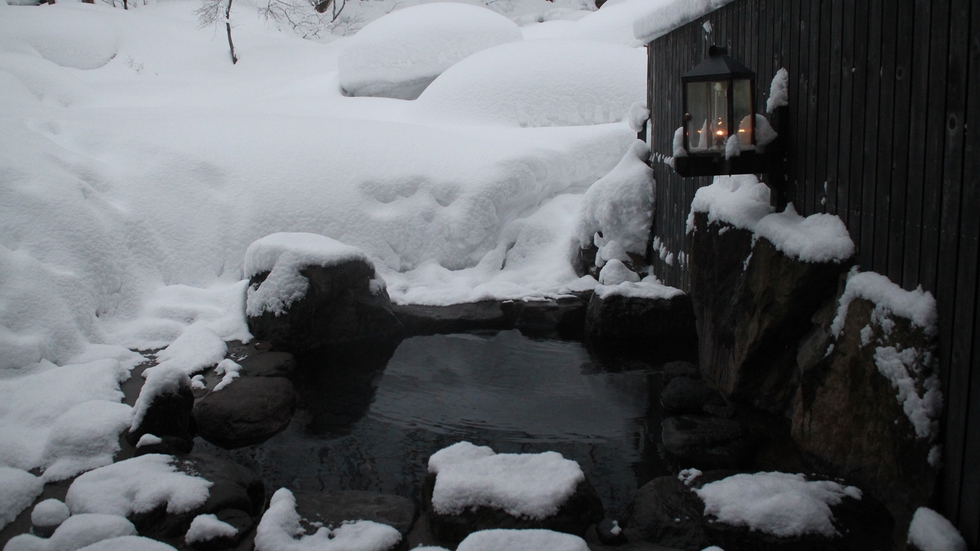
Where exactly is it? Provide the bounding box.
[0,359,129,472]
[598,259,640,285]
[688,175,854,263]
[0,467,42,531]
[186,514,239,545]
[576,140,654,261]
[338,3,522,100]
[456,529,589,551]
[907,507,967,551]
[254,488,402,551]
[65,454,212,518]
[244,233,372,317]
[831,270,938,337]
[31,499,70,529]
[427,441,585,519]
[418,39,645,127]
[149,321,228,377]
[40,400,133,482]
[562,0,670,46]
[5,513,137,551]
[633,0,737,44]
[694,472,860,538]
[767,68,790,113]
[0,5,119,69]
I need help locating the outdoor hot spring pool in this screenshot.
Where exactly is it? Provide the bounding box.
[196,330,668,517]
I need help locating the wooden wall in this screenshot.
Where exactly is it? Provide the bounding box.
[644,0,980,545]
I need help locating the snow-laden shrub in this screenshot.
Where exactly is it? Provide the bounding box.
[338,3,522,100]
[576,140,654,266]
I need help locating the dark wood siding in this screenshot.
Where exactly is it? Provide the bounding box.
[644,0,979,544]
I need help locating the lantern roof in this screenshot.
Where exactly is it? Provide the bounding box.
[682,46,755,82]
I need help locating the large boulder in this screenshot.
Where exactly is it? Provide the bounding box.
[689,212,851,413]
[421,443,603,544]
[244,233,404,353]
[624,471,893,551]
[584,281,697,359]
[126,365,196,455]
[793,271,942,525]
[193,377,297,449]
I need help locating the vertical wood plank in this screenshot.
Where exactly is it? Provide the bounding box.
[824,0,844,216]
[887,0,914,285]
[803,0,821,215]
[860,0,883,272]
[873,0,897,273]
[938,0,971,527]
[847,0,870,257]
[902,0,932,290]
[812,0,832,214]
[835,0,856,232]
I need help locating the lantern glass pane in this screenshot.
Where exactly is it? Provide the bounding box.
[733,78,754,149]
[685,80,729,153]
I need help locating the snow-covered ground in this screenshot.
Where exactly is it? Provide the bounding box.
[0,0,680,540]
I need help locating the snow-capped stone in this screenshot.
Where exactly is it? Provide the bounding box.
[907,507,967,551]
[0,467,43,531]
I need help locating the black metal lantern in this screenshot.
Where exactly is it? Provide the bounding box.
[674,46,767,177]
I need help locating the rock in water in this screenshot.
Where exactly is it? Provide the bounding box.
[584,289,697,360]
[193,377,297,449]
[292,490,418,537]
[244,233,403,353]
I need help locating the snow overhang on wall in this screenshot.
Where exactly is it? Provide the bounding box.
[632,0,738,45]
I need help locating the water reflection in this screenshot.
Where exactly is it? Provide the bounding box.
[197,330,666,517]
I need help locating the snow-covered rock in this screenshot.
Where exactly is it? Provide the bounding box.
[254,488,402,551]
[245,233,403,352]
[5,513,138,551]
[423,442,603,543]
[39,400,133,482]
[907,507,967,551]
[456,528,590,551]
[338,3,522,100]
[127,364,195,455]
[31,499,71,537]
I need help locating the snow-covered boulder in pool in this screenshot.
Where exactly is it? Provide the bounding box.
[245,233,404,353]
[422,442,603,543]
[338,3,522,100]
[416,38,646,127]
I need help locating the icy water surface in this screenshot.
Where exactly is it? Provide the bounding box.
[198,330,667,517]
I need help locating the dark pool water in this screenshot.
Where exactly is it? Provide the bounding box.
[198,330,668,517]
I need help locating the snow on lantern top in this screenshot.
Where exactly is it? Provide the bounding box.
[676,46,763,177]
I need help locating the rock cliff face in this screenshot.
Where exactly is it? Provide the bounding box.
[688,212,851,414]
[793,292,942,521]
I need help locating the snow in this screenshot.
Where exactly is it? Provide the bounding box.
[673,126,687,157]
[427,442,585,519]
[687,176,854,263]
[678,468,702,486]
[5,514,137,551]
[244,233,373,317]
[907,507,967,551]
[65,454,212,517]
[0,359,130,473]
[694,472,861,538]
[185,514,239,545]
[598,259,640,285]
[136,434,163,448]
[767,68,790,113]
[595,274,685,300]
[130,365,191,432]
[213,359,242,391]
[0,467,43,530]
[576,140,654,260]
[633,0,737,44]
[148,321,229,377]
[75,536,177,551]
[724,135,740,159]
[39,400,133,482]
[31,499,70,529]
[627,102,650,133]
[455,529,589,551]
[873,346,943,441]
[417,39,645,127]
[831,270,939,337]
[254,488,402,551]
[338,3,522,100]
